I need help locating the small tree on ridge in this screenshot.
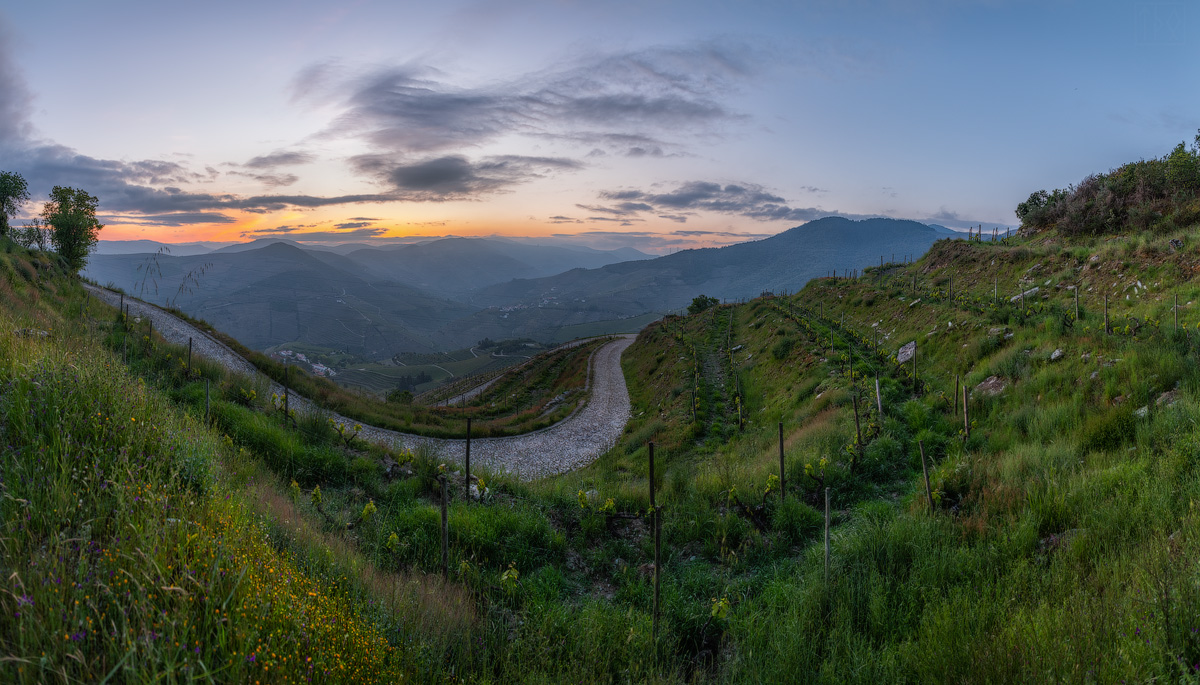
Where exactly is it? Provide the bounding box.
[43,185,102,272]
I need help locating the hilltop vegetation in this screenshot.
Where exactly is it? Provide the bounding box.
[1018,133,1200,236]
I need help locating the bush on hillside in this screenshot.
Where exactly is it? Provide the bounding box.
[1016,134,1200,235]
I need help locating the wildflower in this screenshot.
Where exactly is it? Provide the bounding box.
[386,533,399,552]
[289,480,300,501]
[361,500,376,521]
[311,486,322,507]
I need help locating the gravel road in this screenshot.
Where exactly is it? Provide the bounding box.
[85,285,634,480]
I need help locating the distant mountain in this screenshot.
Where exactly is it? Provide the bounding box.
[339,237,649,297]
[84,219,943,357]
[84,242,476,357]
[465,218,945,325]
[95,240,236,256]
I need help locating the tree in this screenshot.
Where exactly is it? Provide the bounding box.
[43,186,103,272]
[15,217,50,251]
[0,171,30,237]
[688,294,719,315]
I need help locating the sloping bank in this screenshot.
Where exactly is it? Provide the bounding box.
[85,284,633,480]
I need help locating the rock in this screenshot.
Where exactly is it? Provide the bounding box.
[988,327,1008,336]
[1134,406,1149,418]
[1050,349,1064,361]
[1157,390,1180,407]
[947,320,954,329]
[1113,395,1126,405]
[1169,238,1184,253]
[974,376,1007,397]
[1010,286,1039,303]
[908,299,921,308]
[897,341,916,364]
[1005,333,1014,339]
[14,328,50,338]
[1090,371,1099,379]
[1090,254,1099,262]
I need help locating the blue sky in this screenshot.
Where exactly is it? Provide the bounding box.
[1,0,1196,252]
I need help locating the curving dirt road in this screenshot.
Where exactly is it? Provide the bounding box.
[84,285,634,480]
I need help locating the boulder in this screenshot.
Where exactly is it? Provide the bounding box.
[1010,286,1039,303]
[974,376,1007,397]
[897,341,916,364]
[1050,349,1064,362]
[1157,390,1180,407]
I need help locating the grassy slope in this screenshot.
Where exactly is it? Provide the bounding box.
[0,244,476,682]
[12,217,1200,682]
[151,302,603,439]
[561,227,1200,681]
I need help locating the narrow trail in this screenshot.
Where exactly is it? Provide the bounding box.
[84,285,635,481]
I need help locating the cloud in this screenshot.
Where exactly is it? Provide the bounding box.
[0,20,33,144]
[305,42,760,157]
[575,201,653,216]
[98,212,238,227]
[226,170,301,187]
[243,150,315,169]
[241,226,389,242]
[352,153,583,200]
[335,221,372,229]
[658,214,690,223]
[590,180,876,224]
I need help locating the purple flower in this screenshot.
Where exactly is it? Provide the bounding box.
[246,654,256,663]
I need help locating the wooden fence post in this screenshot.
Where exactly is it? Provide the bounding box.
[649,441,660,643]
[963,386,970,439]
[852,389,862,460]
[778,422,785,500]
[187,337,193,374]
[954,374,959,416]
[283,365,289,418]
[465,417,472,495]
[1175,294,1179,333]
[875,376,883,417]
[824,487,831,584]
[918,440,934,510]
[440,476,449,581]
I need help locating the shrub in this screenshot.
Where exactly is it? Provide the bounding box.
[771,337,795,360]
[772,498,821,546]
[1080,405,1136,454]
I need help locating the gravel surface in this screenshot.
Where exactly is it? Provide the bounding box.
[85,285,635,480]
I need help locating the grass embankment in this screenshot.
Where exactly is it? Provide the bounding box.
[557,228,1200,681]
[13,211,1200,681]
[136,303,604,439]
[0,244,470,682]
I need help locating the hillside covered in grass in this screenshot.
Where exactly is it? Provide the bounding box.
[7,137,1200,682]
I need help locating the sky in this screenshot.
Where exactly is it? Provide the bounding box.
[1,0,1197,254]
